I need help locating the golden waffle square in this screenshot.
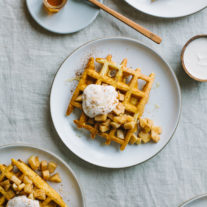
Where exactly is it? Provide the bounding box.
[66,55,155,150]
[0,159,67,207]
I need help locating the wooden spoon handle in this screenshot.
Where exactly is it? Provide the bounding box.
[88,0,162,44]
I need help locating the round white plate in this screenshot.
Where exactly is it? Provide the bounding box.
[26,0,102,34]
[50,37,181,168]
[180,194,207,207]
[0,144,84,207]
[125,0,207,18]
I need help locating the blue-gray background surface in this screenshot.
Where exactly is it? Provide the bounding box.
[1,1,207,206]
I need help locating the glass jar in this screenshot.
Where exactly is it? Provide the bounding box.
[43,0,67,13]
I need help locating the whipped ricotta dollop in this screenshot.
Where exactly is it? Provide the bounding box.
[82,84,118,118]
[183,37,207,80]
[7,196,40,207]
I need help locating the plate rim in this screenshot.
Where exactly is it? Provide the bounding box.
[124,0,207,19]
[179,193,207,207]
[50,36,182,168]
[25,0,101,34]
[0,143,85,207]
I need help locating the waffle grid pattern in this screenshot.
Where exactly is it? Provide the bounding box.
[0,159,66,207]
[67,55,155,150]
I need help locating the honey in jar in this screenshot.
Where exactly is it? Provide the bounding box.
[43,0,67,13]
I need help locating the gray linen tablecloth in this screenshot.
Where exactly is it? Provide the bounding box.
[1,0,207,206]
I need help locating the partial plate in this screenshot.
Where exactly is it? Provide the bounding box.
[0,144,84,207]
[26,0,102,34]
[125,0,207,18]
[50,37,181,168]
[180,194,207,207]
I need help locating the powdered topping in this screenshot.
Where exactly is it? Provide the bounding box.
[7,196,40,207]
[82,84,118,118]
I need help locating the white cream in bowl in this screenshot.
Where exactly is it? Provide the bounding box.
[182,36,207,81]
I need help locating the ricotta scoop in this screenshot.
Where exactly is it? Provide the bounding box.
[82,84,118,118]
[7,196,40,207]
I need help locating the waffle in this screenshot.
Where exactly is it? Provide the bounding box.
[66,55,155,150]
[0,159,67,207]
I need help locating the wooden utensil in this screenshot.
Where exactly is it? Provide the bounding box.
[88,0,162,44]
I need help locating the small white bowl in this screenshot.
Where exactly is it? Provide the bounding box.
[181,34,207,82]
